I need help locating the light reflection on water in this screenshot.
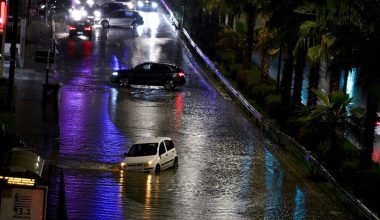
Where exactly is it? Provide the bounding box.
[59,86,126,163]
[265,149,284,219]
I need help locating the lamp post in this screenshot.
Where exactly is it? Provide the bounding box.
[7,0,19,111]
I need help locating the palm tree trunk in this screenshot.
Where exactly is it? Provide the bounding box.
[280,42,296,107]
[361,88,379,168]
[292,48,307,106]
[307,61,321,106]
[261,52,270,83]
[243,4,256,68]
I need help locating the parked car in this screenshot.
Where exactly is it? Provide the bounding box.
[136,0,158,11]
[111,62,186,90]
[96,9,144,29]
[120,137,179,173]
[68,21,92,40]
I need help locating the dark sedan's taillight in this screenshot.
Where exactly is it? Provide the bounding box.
[84,26,91,31]
[68,25,76,31]
[176,72,185,78]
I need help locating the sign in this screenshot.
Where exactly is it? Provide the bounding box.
[0,1,7,33]
[34,50,55,64]
[0,186,47,220]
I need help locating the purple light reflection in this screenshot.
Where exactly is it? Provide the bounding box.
[59,87,126,163]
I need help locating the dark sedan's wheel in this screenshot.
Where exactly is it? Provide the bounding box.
[87,33,92,40]
[101,20,109,28]
[155,164,161,173]
[118,77,130,87]
[164,80,175,90]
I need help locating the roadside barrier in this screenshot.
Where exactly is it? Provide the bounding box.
[160,1,379,219]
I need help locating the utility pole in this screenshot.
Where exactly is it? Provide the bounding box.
[7,0,19,111]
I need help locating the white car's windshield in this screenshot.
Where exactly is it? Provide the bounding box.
[127,143,157,156]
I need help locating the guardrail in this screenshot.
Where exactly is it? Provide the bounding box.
[160,1,379,219]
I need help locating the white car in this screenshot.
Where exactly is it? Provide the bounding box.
[96,9,144,29]
[120,137,178,173]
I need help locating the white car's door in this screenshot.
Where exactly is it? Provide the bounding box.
[119,11,135,27]
[164,139,176,167]
[158,141,170,170]
[109,11,123,26]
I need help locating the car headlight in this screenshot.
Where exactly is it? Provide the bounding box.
[144,161,153,167]
[126,2,133,9]
[137,1,143,7]
[120,162,126,168]
[94,10,101,18]
[70,9,82,21]
[112,71,119,76]
[152,2,158,8]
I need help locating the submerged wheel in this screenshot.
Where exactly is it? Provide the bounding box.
[101,20,109,28]
[164,80,175,90]
[155,164,161,173]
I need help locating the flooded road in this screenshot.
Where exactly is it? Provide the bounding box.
[46,10,356,219]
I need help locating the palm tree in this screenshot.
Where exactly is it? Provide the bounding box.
[255,26,278,83]
[298,89,365,169]
[263,0,303,111]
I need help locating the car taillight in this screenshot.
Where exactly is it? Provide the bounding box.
[84,26,91,31]
[177,72,185,78]
[68,25,76,30]
[376,121,380,126]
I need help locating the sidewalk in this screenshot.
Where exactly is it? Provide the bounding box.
[3,16,60,158]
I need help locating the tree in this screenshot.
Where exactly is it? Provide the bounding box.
[298,89,365,170]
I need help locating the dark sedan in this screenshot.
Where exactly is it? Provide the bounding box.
[111,62,186,90]
[68,21,92,40]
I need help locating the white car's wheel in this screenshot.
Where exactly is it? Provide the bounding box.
[173,158,178,169]
[155,164,161,173]
[101,20,109,28]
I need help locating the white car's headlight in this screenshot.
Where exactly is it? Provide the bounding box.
[94,10,101,18]
[152,2,158,8]
[120,162,126,168]
[87,0,94,7]
[144,161,153,167]
[112,71,119,76]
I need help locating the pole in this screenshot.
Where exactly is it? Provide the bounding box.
[7,0,19,111]
[181,0,185,29]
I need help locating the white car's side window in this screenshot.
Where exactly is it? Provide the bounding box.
[159,142,166,155]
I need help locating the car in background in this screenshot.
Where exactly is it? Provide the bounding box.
[96,9,144,29]
[120,137,179,173]
[114,0,135,9]
[68,21,92,40]
[136,0,158,11]
[93,2,129,21]
[111,62,186,90]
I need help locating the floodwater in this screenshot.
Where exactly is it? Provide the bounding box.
[18,9,358,219]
